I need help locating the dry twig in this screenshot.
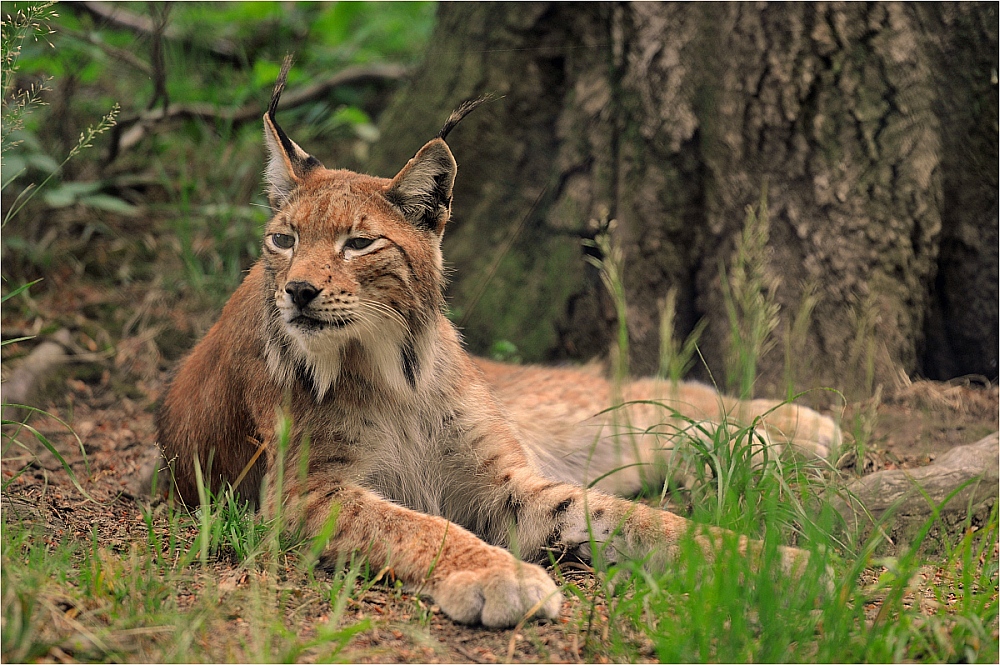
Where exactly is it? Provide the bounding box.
[107,63,409,159]
[74,1,241,64]
[1,329,72,421]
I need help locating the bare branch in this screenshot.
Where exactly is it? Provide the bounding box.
[274,63,410,114]
[60,27,154,76]
[146,2,171,112]
[1,329,72,422]
[108,64,410,156]
[73,1,243,66]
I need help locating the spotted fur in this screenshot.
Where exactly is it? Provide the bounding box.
[157,62,839,628]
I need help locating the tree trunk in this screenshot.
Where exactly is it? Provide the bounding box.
[918,4,999,382]
[369,2,998,397]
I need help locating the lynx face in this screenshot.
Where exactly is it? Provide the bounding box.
[258,80,465,400]
[260,170,449,398]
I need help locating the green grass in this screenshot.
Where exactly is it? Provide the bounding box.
[1,465,369,662]
[4,418,996,662]
[2,1,434,307]
[658,285,708,385]
[720,188,780,400]
[566,207,998,663]
[555,410,999,662]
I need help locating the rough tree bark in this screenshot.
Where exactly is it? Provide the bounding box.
[368,3,998,396]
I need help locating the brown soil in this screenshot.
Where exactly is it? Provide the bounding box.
[862,380,999,469]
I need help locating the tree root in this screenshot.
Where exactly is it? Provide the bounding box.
[834,432,999,551]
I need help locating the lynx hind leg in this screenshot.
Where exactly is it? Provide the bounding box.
[273,474,561,628]
[746,399,841,462]
[623,378,840,462]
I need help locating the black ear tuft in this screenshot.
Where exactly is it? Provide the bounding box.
[262,55,323,207]
[267,56,293,129]
[436,94,497,141]
[383,95,496,234]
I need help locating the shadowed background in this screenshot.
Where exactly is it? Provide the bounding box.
[3,2,997,406]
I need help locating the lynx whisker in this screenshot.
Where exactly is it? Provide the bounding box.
[360,300,409,333]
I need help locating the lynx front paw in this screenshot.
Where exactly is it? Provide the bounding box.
[431,560,562,628]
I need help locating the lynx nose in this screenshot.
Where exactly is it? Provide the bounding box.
[285,281,320,309]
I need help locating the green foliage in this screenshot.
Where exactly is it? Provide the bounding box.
[721,188,781,399]
[10,3,434,111]
[2,1,435,302]
[658,285,708,384]
[2,1,121,220]
[584,219,629,388]
[489,339,522,364]
[42,178,137,214]
[848,289,882,398]
[783,279,820,400]
[3,101,119,225]
[567,400,998,663]
[2,0,112,509]
[0,1,55,159]
[306,2,436,64]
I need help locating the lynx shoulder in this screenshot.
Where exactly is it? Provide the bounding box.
[157,59,838,628]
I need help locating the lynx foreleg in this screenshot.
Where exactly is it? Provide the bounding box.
[496,466,812,578]
[267,470,561,628]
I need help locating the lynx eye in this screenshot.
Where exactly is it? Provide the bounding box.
[344,237,375,252]
[270,233,295,250]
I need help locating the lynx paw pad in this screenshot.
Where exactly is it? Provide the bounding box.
[433,561,562,628]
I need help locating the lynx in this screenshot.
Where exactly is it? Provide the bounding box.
[157,60,840,628]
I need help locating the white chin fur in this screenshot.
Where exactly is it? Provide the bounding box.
[290,325,348,401]
[268,312,429,401]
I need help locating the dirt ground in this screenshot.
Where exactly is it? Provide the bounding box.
[2,354,652,663]
[2,277,998,662]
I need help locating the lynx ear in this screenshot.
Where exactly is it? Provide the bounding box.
[383,95,494,233]
[384,139,457,235]
[263,56,322,208]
